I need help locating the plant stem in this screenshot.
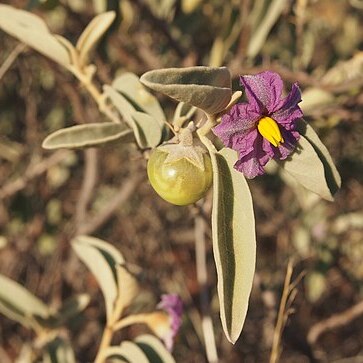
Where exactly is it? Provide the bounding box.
[197,115,217,137]
[194,212,219,363]
[0,43,26,81]
[113,314,150,332]
[94,325,114,363]
[70,67,122,124]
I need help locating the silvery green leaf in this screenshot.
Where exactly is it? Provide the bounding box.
[112,73,166,124]
[104,85,135,122]
[76,11,116,67]
[201,138,256,344]
[43,337,76,363]
[115,265,139,312]
[135,334,176,363]
[36,294,90,328]
[71,235,124,322]
[132,111,162,148]
[296,119,341,197]
[54,35,79,67]
[73,235,125,264]
[140,66,232,115]
[247,0,288,59]
[102,342,149,363]
[300,88,335,115]
[322,52,363,87]
[104,85,162,148]
[0,5,71,67]
[42,123,133,150]
[282,135,338,201]
[0,274,49,328]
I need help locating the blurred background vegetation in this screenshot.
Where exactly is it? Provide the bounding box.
[0,0,362,362]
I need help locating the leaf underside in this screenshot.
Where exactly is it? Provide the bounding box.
[201,137,256,344]
[42,123,133,150]
[283,120,341,201]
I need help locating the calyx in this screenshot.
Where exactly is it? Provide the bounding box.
[157,122,208,170]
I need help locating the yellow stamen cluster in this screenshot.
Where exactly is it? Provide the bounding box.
[257,117,284,147]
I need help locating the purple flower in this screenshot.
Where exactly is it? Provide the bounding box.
[156,294,183,351]
[213,71,303,178]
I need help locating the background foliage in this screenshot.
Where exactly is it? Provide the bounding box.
[0,0,362,362]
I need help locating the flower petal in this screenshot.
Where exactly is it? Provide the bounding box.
[157,294,183,351]
[240,71,284,114]
[234,152,265,179]
[260,137,275,165]
[232,130,277,178]
[277,128,300,160]
[213,103,260,148]
[272,83,303,128]
[232,128,259,158]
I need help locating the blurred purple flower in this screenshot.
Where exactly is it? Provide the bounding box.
[156,294,183,351]
[213,71,303,178]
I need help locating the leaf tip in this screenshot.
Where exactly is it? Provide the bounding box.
[41,136,52,150]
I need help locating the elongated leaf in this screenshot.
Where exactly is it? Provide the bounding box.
[112,73,166,124]
[0,5,71,67]
[132,111,162,148]
[300,88,335,115]
[74,235,125,264]
[102,342,149,363]
[55,35,79,66]
[71,236,123,322]
[282,135,338,201]
[296,119,341,197]
[116,265,139,312]
[53,293,90,322]
[322,51,363,87]
[42,123,133,150]
[36,294,90,328]
[76,11,116,67]
[201,138,256,343]
[140,67,232,115]
[135,335,176,363]
[247,0,288,59]
[104,85,162,148]
[0,274,49,328]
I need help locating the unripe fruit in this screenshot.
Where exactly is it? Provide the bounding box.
[147,147,213,206]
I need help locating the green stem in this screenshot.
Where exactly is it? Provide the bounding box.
[94,282,128,363]
[70,67,121,124]
[113,313,151,332]
[197,115,217,137]
[94,325,114,363]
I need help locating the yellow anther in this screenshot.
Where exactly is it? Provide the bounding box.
[257,117,284,147]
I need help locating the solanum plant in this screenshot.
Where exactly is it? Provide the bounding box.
[0,3,341,360]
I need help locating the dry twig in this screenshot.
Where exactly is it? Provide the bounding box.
[77,174,143,236]
[0,150,72,199]
[270,260,305,363]
[307,299,363,345]
[0,43,26,82]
